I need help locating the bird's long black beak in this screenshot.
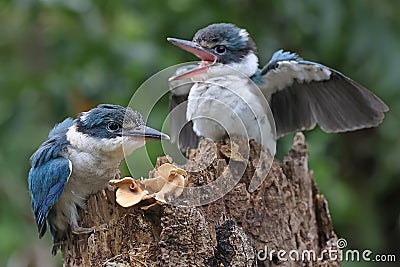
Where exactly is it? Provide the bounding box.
[167,37,217,81]
[124,125,170,141]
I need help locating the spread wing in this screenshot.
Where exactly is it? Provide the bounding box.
[169,64,200,152]
[258,50,389,137]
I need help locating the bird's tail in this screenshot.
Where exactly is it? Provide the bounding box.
[49,223,67,255]
[48,211,67,255]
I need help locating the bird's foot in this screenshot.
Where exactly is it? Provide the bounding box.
[71,223,109,235]
[71,224,94,235]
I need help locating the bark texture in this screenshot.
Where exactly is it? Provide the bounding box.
[62,133,341,266]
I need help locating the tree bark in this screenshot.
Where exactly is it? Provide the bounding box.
[62,133,341,266]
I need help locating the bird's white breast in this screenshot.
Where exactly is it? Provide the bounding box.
[64,126,133,204]
[52,125,144,231]
[187,75,276,154]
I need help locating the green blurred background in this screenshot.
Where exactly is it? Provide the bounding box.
[0,0,399,266]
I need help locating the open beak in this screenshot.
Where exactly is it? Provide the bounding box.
[167,37,217,80]
[124,125,170,141]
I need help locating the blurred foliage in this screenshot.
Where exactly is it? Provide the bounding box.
[0,0,399,266]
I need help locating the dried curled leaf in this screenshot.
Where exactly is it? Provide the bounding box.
[109,163,187,208]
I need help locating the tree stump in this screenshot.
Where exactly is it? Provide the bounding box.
[62,133,340,266]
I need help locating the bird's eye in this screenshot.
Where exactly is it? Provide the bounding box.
[214,45,226,55]
[107,122,121,132]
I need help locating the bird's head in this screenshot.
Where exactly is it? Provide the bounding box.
[70,104,169,157]
[168,23,258,80]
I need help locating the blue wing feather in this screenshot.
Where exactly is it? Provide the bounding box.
[268,49,301,62]
[260,49,324,76]
[48,117,74,138]
[31,118,73,168]
[29,157,71,238]
[29,119,73,238]
[261,50,301,75]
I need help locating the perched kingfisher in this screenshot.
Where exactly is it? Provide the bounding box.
[167,23,388,152]
[28,104,169,254]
